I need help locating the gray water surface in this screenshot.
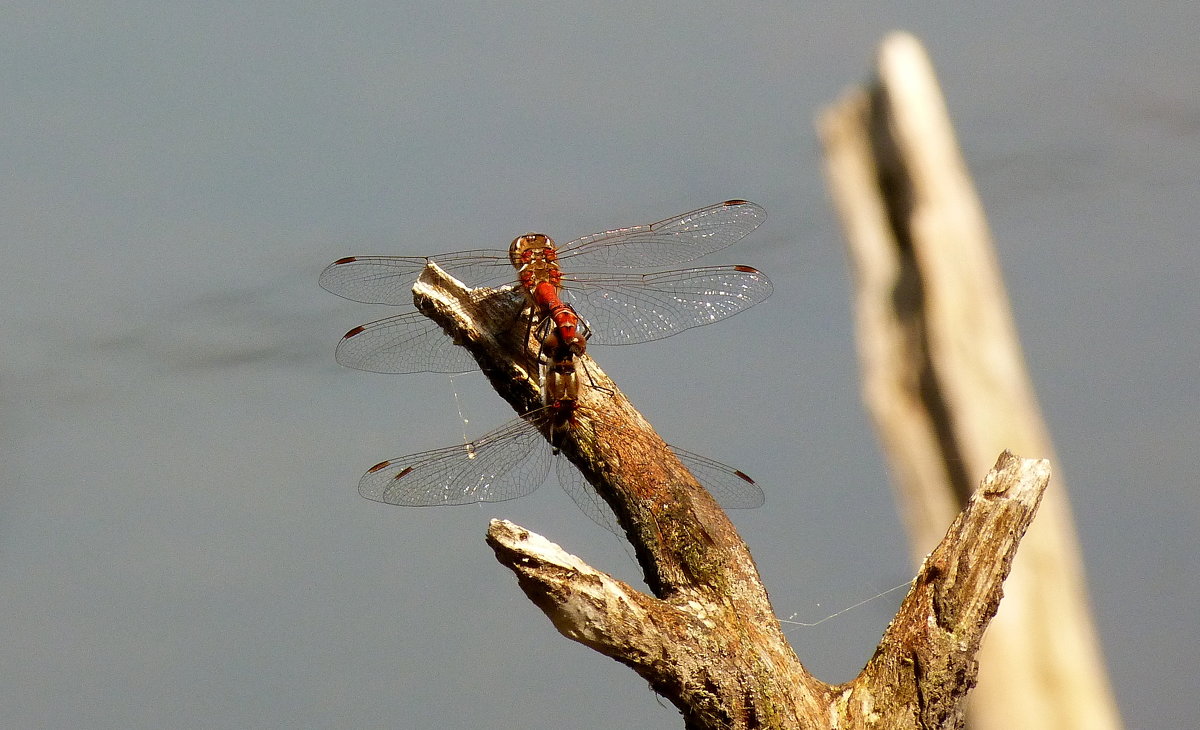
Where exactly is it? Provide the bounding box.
[2,3,1196,728]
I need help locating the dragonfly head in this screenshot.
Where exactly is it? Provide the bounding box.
[508,233,555,268]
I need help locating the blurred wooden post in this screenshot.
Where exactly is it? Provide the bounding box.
[818,32,1121,730]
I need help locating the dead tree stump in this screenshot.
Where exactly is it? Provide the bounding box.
[410,262,1051,729]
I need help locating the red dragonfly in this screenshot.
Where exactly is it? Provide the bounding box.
[319,200,771,374]
[358,374,764,534]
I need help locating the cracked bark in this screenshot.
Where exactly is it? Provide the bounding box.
[411,262,1050,729]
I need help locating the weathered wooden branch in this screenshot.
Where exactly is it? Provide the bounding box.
[831,451,1048,730]
[817,32,1121,730]
[413,262,1051,729]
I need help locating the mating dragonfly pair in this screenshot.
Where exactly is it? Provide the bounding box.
[321,200,773,533]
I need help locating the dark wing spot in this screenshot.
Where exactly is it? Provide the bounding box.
[367,460,393,474]
[733,469,756,484]
[331,256,358,265]
[342,325,367,339]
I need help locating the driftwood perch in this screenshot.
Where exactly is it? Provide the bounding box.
[818,32,1121,730]
[413,262,1051,729]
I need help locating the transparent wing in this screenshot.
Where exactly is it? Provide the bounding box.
[334,312,478,374]
[561,265,773,345]
[319,256,436,305]
[359,417,553,506]
[671,447,765,509]
[319,251,514,305]
[555,200,766,270]
[319,201,764,304]
[554,457,624,535]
